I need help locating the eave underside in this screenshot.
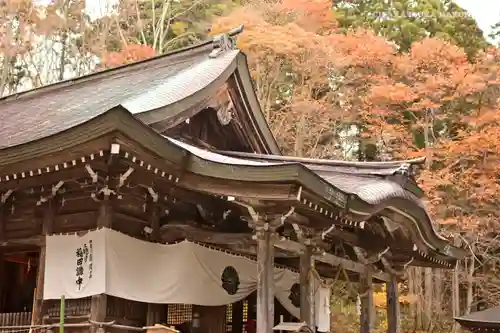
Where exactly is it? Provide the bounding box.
[0,108,463,268]
[456,320,500,333]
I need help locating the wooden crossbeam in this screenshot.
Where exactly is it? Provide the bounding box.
[160,223,390,282]
[275,239,390,282]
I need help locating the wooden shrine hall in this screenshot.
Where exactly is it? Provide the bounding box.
[0,27,466,333]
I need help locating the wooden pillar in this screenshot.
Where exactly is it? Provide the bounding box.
[232,301,243,333]
[0,250,4,311]
[256,223,275,333]
[33,198,56,325]
[386,275,400,333]
[91,192,113,328]
[300,245,315,330]
[196,305,226,333]
[146,199,163,325]
[0,200,5,312]
[359,269,374,333]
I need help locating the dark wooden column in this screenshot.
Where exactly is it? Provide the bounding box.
[300,245,314,329]
[359,269,374,333]
[146,197,164,325]
[90,190,113,328]
[0,197,5,312]
[232,301,243,333]
[256,222,275,333]
[197,305,226,333]
[387,275,400,333]
[33,198,56,325]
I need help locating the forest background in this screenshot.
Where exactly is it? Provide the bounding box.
[0,0,498,332]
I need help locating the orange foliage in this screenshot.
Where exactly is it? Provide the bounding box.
[211,0,500,231]
[211,0,395,158]
[363,39,499,231]
[101,44,157,68]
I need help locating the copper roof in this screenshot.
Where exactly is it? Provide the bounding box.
[0,44,213,149]
[0,33,279,154]
[456,307,500,324]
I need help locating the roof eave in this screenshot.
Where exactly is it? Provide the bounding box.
[233,52,282,155]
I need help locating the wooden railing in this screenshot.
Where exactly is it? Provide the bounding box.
[0,312,32,328]
[45,297,91,318]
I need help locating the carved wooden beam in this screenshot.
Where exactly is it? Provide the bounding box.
[160,223,297,258]
[0,235,45,247]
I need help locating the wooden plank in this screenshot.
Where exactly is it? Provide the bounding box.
[387,275,400,333]
[359,269,374,333]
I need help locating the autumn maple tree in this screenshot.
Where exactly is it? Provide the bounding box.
[211,0,499,329]
[101,44,157,68]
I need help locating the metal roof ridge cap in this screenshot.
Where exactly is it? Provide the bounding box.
[163,135,291,167]
[216,150,426,168]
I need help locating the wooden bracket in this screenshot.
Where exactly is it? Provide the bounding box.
[354,246,390,265]
[0,190,13,204]
[380,256,407,278]
[37,181,64,206]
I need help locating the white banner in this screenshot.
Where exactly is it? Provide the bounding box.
[44,229,106,298]
[44,228,328,324]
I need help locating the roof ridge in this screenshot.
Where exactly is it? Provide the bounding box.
[0,26,246,104]
[0,40,214,105]
[217,150,426,168]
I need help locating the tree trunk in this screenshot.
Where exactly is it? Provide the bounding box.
[465,257,475,315]
[452,237,462,333]
[424,267,433,329]
[433,269,443,320]
[415,267,423,330]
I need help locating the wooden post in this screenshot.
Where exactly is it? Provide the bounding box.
[0,250,4,311]
[359,269,374,333]
[300,245,315,330]
[91,192,113,329]
[0,201,4,312]
[256,222,275,333]
[33,198,56,325]
[147,199,163,325]
[232,301,243,333]
[197,305,226,333]
[386,275,400,333]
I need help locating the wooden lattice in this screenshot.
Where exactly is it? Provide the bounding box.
[226,303,233,332]
[166,304,193,325]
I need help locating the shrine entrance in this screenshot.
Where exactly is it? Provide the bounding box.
[0,251,38,327]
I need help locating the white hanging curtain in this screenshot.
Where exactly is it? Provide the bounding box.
[44,228,326,319]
